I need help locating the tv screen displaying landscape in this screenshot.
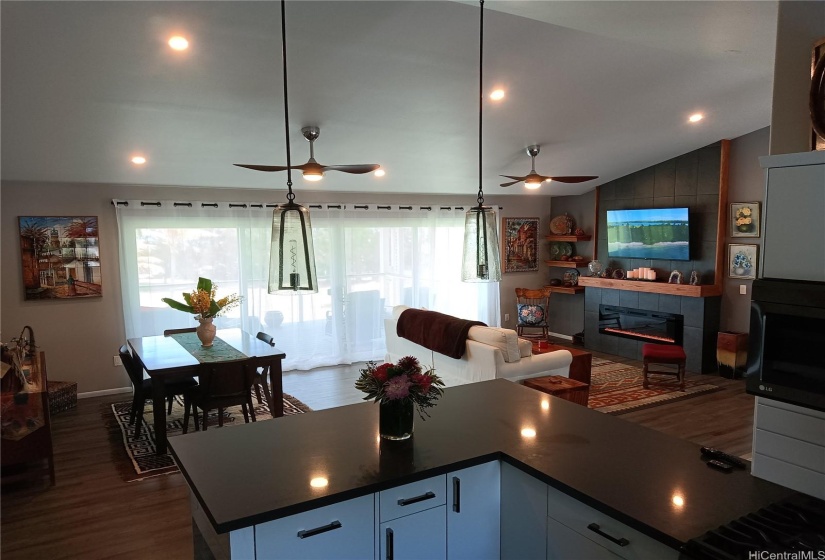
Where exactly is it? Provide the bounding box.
[606,208,690,261]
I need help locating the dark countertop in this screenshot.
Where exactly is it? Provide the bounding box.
[170,379,796,548]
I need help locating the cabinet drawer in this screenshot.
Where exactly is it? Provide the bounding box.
[379,474,446,522]
[546,485,678,560]
[255,494,374,560]
[754,428,825,474]
[752,452,825,500]
[547,515,622,560]
[756,402,825,446]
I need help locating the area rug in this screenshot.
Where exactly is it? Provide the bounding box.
[587,358,722,415]
[106,394,311,482]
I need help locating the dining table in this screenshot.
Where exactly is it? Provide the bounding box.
[127,328,286,455]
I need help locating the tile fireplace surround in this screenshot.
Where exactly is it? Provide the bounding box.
[584,287,721,373]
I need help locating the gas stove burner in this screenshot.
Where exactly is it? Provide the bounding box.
[682,495,825,559]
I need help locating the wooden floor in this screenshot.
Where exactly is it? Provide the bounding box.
[1,350,754,560]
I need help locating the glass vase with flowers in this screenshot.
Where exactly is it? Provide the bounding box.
[355,356,445,440]
[161,277,242,347]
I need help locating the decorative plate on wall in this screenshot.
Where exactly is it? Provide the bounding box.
[563,269,580,286]
[549,214,575,235]
[548,242,573,259]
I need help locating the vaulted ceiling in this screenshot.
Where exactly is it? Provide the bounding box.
[1,1,777,196]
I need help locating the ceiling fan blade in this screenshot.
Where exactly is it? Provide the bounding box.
[500,175,527,181]
[321,164,381,174]
[547,175,599,183]
[499,180,522,187]
[234,164,292,172]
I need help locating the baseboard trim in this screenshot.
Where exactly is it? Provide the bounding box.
[79,387,132,399]
[548,331,573,341]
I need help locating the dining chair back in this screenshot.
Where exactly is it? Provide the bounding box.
[251,332,275,409]
[164,327,197,336]
[182,359,257,432]
[514,287,553,340]
[118,344,198,438]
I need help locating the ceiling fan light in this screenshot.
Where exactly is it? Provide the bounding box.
[524,180,542,189]
[302,170,323,181]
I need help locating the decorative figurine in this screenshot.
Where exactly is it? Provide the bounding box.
[668,270,683,284]
[689,270,700,286]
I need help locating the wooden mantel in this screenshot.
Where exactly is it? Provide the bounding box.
[577,276,722,297]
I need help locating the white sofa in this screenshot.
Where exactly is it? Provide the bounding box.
[384,306,572,387]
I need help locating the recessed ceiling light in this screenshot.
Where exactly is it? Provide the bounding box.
[131,156,147,165]
[168,36,189,51]
[688,113,704,123]
[520,428,536,438]
[490,89,505,101]
[374,169,386,177]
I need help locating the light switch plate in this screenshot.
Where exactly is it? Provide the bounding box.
[504,313,510,322]
[739,285,747,295]
[113,355,122,367]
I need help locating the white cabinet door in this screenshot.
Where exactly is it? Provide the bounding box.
[380,505,447,560]
[547,516,622,560]
[255,494,375,560]
[446,461,500,560]
[500,461,547,560]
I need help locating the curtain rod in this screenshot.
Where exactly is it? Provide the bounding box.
[112,199,503,211]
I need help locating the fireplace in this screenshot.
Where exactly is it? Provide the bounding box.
[598,305,683,345]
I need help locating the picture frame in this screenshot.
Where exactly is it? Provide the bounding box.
[728,243,758,280]
[502,217,539,273]
[19,216,102,300]
[730,202,761,238]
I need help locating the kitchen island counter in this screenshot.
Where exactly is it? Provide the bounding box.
[170,379,795,550]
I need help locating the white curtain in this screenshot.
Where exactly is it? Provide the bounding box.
[115,200,499,371]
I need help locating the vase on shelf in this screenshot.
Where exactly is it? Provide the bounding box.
[379,399,414,440]
[196,317,216,347]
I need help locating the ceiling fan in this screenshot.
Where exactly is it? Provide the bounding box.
[235,126,380,182]
[500,145,597,189]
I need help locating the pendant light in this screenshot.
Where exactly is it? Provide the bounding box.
[461,0,501,283]
[268,0,318,294]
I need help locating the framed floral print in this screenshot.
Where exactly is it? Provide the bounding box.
[19,216,102,300]
[502,217,539,273]
[728,243,758,280]
[730,202,760,238]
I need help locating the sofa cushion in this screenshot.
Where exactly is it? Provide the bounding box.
[468,326,521,363]
[517,337,532,358]
[517,304,546,326]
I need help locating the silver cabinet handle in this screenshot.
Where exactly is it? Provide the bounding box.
[397,491,436,506]
[587,523,630,547]
[297,520,342,539]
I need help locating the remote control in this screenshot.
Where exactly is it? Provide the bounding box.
[700,447,748,469]
[706,459,733,473]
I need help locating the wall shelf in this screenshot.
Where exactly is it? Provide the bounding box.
[545,234,592,242]
[544,285,585,295]
[544,260,589,268]
[577,277,722,298]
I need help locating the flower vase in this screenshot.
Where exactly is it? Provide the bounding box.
[734,267,746,276]
[196,317,216,347]
[379,399,414,440]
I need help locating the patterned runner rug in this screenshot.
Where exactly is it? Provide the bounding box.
[105,394,311,482]
[587,358,722,415]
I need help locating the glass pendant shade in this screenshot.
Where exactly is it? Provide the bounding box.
[461,205,501,282]
[269,201,318,294]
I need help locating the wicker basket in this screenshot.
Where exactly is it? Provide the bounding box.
[48,381,77,415]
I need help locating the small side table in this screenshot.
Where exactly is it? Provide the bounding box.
[529,341,593,386]
[523,375,590,406]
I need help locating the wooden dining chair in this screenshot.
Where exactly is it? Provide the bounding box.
[252,331,275,409]
[515,287,553,340]
[164,327,197,336]
[182,359,257,433]
[118,345,198,438]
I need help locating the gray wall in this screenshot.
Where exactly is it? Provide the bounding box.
[545,190,596,338]
[722,127,770,333]
[769,1,825,155]
[1,181,551,394]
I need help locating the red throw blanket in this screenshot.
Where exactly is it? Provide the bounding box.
[397,309,486,359]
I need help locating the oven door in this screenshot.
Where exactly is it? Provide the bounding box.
[746,299,825,412]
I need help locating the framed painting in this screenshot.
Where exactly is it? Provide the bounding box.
[730,202,760,238]
[502,217,539,273]
[728,243,758,280]
[19,216,102,300]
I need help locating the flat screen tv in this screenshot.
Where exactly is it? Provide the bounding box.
[606,207,690,261]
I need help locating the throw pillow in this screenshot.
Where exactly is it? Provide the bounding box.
[517,304,546,326]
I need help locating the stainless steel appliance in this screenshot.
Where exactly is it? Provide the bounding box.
[745,278,825,412]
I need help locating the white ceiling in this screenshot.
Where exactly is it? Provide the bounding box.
[0,1,778,197]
